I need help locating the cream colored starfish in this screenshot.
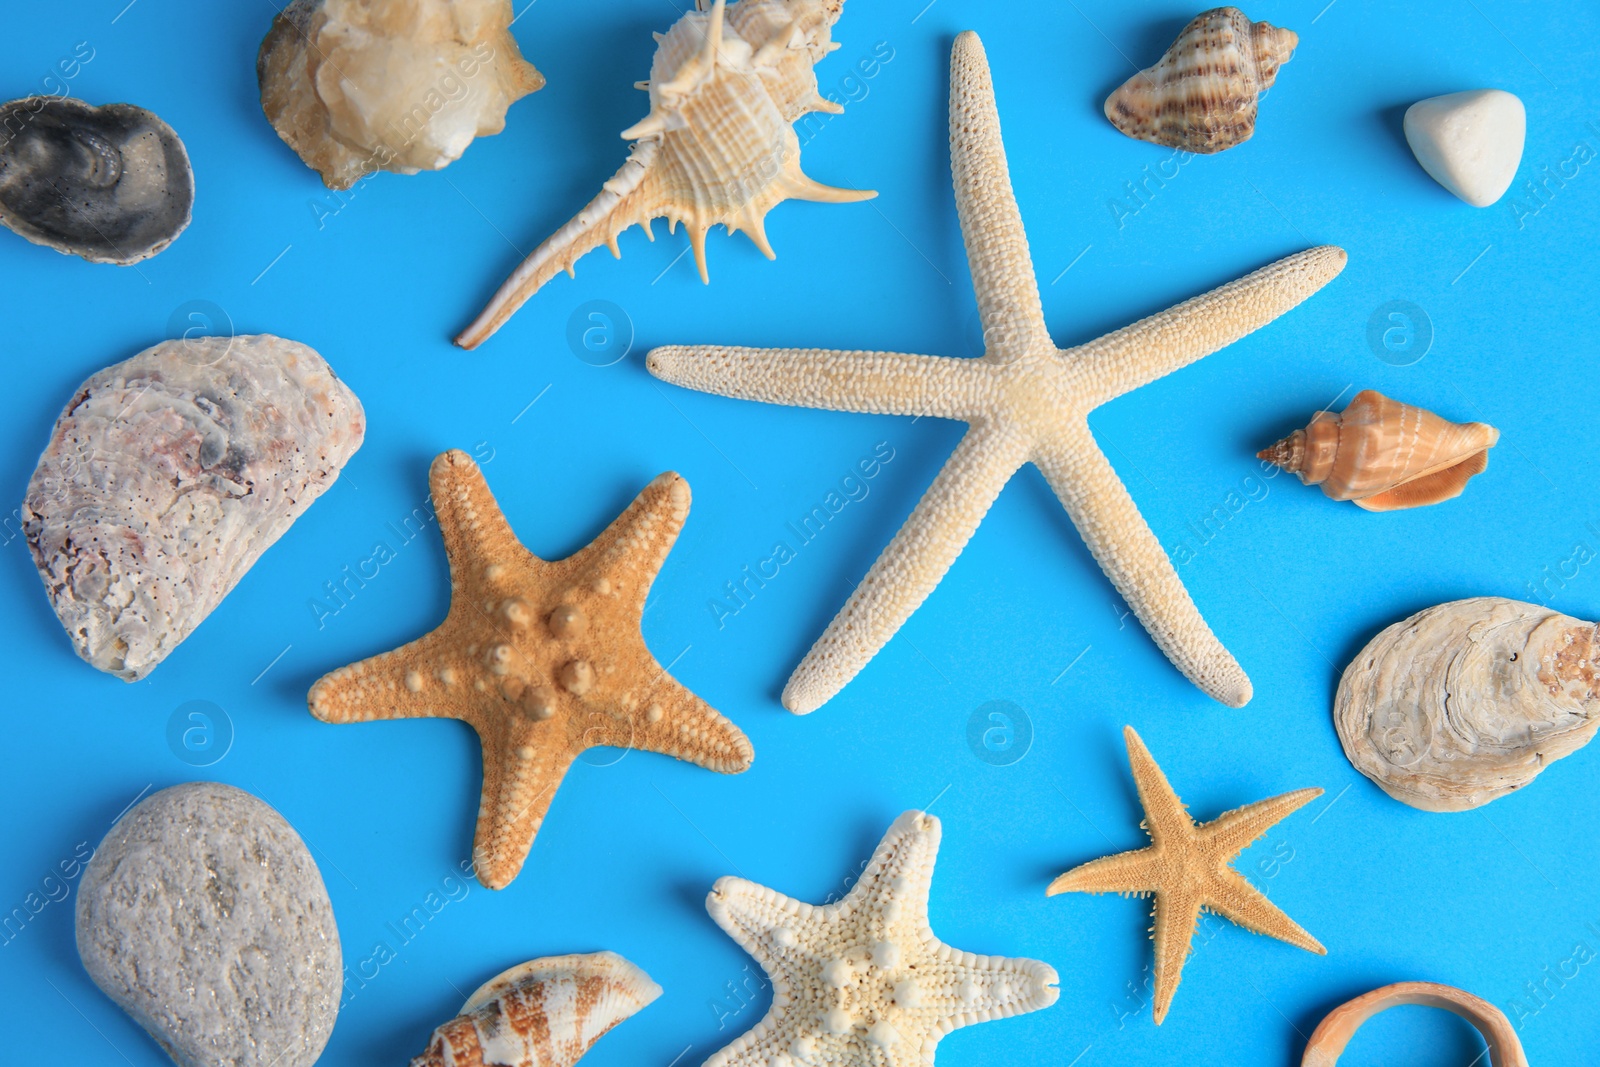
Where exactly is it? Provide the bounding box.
[647,31,1346,712]
[308,450,753,889]
[705,810,1058,1066]
[1047,726,1325,1025]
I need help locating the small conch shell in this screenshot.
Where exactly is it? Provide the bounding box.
[456,0,875,348]
[1257,389,1498,511]
[1335,597,1600,812]
[1302,982,1527,1067]
[409,951,661,1067]
[1105,7,1297,153]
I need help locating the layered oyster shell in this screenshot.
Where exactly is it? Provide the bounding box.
[1335,597,1600,811]
[23,335,364,680]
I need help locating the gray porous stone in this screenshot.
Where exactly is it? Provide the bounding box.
[76,782,342,1067]
[23,334,364,680]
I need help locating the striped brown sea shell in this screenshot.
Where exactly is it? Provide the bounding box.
[409,952,661,1067]
[1104,7,1297,153]
[1258,390,1498,511]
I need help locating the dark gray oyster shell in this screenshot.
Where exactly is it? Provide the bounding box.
[0,96,193,263]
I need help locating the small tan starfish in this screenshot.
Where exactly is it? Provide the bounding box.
[308,450,753,889]
[706,810,1058,1066]
[1047,725,1325,1025]
[647,31,1347,712]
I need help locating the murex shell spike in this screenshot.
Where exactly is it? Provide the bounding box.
[455,0,874,349]
[1105,6,1297,154]
[1258,389,1498,511]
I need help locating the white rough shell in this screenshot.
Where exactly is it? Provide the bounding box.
[257,0,543,190]
[454,0,871,348]
[1403,89,1525,207]
[1335,596,1600,811]
[23,334,364,680]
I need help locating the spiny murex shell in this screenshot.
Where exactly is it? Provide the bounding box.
[258,0,543,190]
[1335,597,1600,812]
[0,96,192,263]
[1105,7,1297,153]
[455,0,874,348]
[1258,389,1498,511]
[409,952,661,1067]
[23,335,364,680]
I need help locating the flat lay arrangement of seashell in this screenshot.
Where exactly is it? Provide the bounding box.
[1104,7,1297,154]
[409,951,660,1067]
[23,334,364,680]
[1336,597,1600,812]
[1258,389,1498,511]
[0,96,193,263]
[1302,981,1527,1067]
[258,0,543,191]
[455,0,874,348]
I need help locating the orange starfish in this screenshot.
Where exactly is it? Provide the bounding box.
[1048,726,1325,1024]
[308,450,753,889]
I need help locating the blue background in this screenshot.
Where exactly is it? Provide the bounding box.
[2,1,1597,1064]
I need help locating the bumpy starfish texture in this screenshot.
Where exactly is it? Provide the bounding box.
[1047,726,1324,1025]
[706,810,1058,1066]
[308,450,753,890]
[647,31,1347,713]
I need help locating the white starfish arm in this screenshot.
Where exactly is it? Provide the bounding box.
[930,951,1061,1035]
[647,345,976,419]
[948,32,1051,359]
[783,422,1033,714]
[1032,426,1251,707]
[1070,246,1348,406]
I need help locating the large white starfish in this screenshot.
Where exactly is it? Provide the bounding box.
[647,31,1346,713]
[705,810,1058,1066]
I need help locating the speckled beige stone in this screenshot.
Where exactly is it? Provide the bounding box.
[649,31,1346,712]
[76,782,342,1067]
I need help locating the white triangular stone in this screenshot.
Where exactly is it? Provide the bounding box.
[1403,89,1526,207]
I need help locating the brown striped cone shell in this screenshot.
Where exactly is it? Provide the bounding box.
[456,0,873,348]
[1104,7,1298,154]
[409,952,661,1067]
[1257,389,1498,511]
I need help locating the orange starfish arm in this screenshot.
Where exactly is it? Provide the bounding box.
[1045,847,1158,897]
[469,717,578,890]
[1150,888,1204,1025]
[1121,726,1196,843]
[430,449,540,594]
[1204,868,1326,956]
[605,676,754,773]
[566,472,690,613]
[308,627,475,723]
[1202,787,1323,860]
